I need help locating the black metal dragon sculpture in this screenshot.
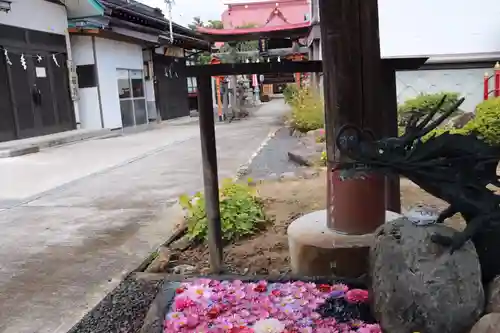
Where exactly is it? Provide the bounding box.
[334,96,500,284]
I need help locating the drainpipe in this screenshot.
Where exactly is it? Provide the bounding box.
[65,31,81,129]
[92,36,105,129]
[152,48,162,123]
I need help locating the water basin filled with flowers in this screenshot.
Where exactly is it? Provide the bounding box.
[163,279,380,333]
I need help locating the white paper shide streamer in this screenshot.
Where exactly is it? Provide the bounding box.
[52,54,60,67]
[3,48,12,66]
[20,54,26,70]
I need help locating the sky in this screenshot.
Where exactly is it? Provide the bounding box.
[137,0,230,27]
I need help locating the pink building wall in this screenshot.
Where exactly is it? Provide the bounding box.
[222,0,310,29]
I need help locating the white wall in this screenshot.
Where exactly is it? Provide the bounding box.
[71,35,103,130]
[94,37,144,129]
[0,0,68,35]
[396,67,489,112]
[379,0,500,58]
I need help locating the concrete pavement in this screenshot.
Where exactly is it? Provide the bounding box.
[0,99,288,333]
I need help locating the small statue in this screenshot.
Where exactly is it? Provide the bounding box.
[334,96,500,283]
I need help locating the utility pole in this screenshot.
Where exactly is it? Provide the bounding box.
[165,0,174,43]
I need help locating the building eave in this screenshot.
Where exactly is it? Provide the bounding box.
[197,22,311,42]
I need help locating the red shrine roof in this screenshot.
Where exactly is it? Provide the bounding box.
[222,0,309,29]
[197,21,311,42]
[200,0,311,42]
[197,21,310,36]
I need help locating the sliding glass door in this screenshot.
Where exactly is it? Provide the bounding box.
[117,69,148,128]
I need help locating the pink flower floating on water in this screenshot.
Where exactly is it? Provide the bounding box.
[345,289,369,304]
[163,279,380,333]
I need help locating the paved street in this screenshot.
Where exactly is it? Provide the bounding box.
[0,99,287,333]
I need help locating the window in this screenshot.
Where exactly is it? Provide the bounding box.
[117,69,148,127]
[187,77,197,94]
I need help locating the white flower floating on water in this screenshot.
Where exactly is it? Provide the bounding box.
[184,285,212,301]
[253,318,286,333]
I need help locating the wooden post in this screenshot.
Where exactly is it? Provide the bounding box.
[484,72,490,101]
[320,0,386,234]
[495,62,500,97]
[381,63,401,213]
[197,75,223,273]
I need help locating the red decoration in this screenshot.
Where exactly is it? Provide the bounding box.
[495,62,500,97]
[271,289,281,297]
[484,73,490,101]
[318,284,332,293]
[175,287,185,294]
[254,283,267,292]
[207,306,221,319]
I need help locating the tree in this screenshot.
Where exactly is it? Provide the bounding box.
[188,16,204,31]
[206,20,224,29]
[187,17,224,64]
[219,23,259,62]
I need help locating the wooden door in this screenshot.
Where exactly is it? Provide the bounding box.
[0,47,16,142]
[33,55,57,135]
[153,54,189,120]
[6,52,74,139]
[8,53,38,139]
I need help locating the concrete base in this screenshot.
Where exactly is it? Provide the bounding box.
[287,209,402,278]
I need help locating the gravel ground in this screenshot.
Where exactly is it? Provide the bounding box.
[67,277,162,333]
[245,127,301,180]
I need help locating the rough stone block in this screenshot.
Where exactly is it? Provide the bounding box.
[469,314,500,333]
[486,276,500,313]
[371,218,484,333]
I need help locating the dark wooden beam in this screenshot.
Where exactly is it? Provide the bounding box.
[184,58,428,78]
[320,0,386,234]
[185,61,323,77]
[197,75,223,273]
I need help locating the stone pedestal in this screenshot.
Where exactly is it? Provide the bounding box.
[287,209,401,278]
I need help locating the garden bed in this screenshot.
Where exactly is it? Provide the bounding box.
[161,172,465,277]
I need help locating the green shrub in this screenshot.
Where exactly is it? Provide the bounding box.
[289,87,325,133]
[283,84,298,104]
[320,151,327,166]
[179,179,265,243]
[423,126,470,141]
[398,92,461,114]
[463,97,500,144]
[398,92,462,126]
[424,98,500,144]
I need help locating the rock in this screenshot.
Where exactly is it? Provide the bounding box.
[145,246,171,273]
[306,128,325,141]
[288,137,323,166]
[189,110,199,117]
[469,314,500,333]
[371,218,484,333]
[170,235,194,251]
[296,168,320,179]
[486,276,500,313]
[172,264,197,275]
[280,172,297,181]
[451,112,474,129]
